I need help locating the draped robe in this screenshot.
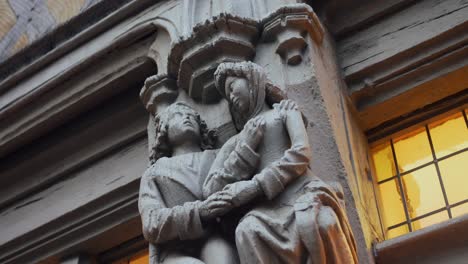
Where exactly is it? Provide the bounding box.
[208,62,358,264]
[139,142,260,263]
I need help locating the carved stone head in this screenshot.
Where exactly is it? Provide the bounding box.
[150,102,215,164]
[215,61,285,130]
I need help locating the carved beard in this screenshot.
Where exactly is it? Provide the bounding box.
[231,67,267,131]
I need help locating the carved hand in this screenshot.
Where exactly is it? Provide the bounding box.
[199,191,234,221]
[274,99,300,122]
[222,180,261,207]
[239,115,266,149]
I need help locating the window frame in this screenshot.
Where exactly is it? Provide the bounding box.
[369,106,468,239]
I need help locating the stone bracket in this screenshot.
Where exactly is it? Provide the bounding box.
[168,14,259,104]
[140,73,178,115]
[262,4,324,65]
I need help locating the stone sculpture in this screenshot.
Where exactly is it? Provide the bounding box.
[207,61,358,264]
[139,62,358,264]
[138,102,265,263]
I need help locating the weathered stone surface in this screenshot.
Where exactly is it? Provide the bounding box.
[132,2,377,263]
[168,14,259,104]
[140,74,178,115]
[139,60,359,263]
[262,4,324,65]
[0,1,397,263]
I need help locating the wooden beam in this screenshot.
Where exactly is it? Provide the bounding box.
[0,88,147,209]
[336,0,468,130]
[339,0,468,79]
[0,37,155,159]
[0,137,147,264]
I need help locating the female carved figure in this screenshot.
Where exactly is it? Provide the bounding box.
[138,102,263,264]
[204,62,358,264]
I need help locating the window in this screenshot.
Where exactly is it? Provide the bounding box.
[371,109,468,239]
[112,249,149,264]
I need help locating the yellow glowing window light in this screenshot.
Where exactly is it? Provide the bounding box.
[128,251,149,264]
[371,109,468,239]
[112,249,149,264]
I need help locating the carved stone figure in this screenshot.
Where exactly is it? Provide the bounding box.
[139,62,358,264]
[138,102,265,264]
[206,61,358,264]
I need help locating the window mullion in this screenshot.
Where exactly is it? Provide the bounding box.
[425,125,452,218]
[463,110,468,129]
[390,139,413,232]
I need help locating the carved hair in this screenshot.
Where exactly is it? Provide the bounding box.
[149,102,216,164]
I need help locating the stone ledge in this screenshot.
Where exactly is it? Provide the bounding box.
[375,214,468,264]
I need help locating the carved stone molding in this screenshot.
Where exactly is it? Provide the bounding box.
[140,74,178,115]
[262,4,324,65]
[168,14,259,103]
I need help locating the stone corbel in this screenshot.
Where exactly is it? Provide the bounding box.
[139,73,178,115]
[140,74,179,161]
[168,14,259,103]
[262,4,324,65]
